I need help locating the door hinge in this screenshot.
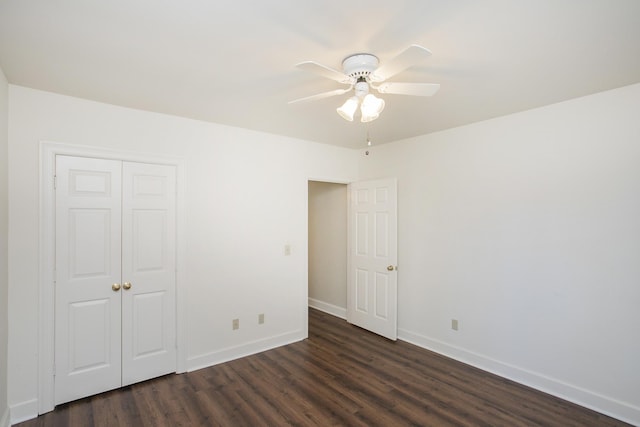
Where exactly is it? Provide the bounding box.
[53,175,57,190]
[53,363,56,376]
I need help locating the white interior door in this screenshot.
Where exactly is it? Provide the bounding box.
[347,178,398,340]
[55,156,123,404]
[121,162,176,385]
[55,155,176,405]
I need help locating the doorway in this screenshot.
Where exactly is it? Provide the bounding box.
[308,178,399,341]
[307,181,348,319]
[39,142,186,414]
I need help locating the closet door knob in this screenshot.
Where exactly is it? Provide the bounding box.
[112,283,121,292]
[123,282,132,290]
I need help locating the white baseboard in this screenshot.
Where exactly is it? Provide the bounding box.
[9,398,38,425]
[186,330,305,373]
[0,406,9,427]
[398,328,640,426]
[308,298,347,319]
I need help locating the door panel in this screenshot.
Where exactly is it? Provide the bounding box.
[356,268,368,312]
[132,291,167,357]
[55,156,122,405]
[68,209,112,278]
[356,212,368,255]
[132,210,166,271]
[375,273,389,318]
[121,162,176,385]
[375,212,389,257]
[68,299,112,372]
[347,178,398,340]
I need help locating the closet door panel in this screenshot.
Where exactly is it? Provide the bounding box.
[54,156,123,405]
[121,162,177,385]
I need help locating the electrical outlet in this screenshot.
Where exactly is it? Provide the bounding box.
[232,319,239,330]
[451,319,459,331]
[258,313,265,324]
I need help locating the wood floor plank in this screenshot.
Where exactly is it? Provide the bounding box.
[18,308,632,426]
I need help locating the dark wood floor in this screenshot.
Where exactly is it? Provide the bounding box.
[19,308,630,426]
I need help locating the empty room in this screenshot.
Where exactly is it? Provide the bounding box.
[0,1,639,426]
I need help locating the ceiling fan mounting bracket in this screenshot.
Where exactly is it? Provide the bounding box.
[342,53,379,79]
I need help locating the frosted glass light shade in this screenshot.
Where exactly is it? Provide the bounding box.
[337,97,359,121]
[360,94,385,122]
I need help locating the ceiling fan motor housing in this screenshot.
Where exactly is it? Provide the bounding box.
[342,53,379,80]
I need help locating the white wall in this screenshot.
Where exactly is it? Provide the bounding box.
[7,81,640,424]
[0,67,10,427]
[358,83,640,424]
[7,86,358,421]
[308,181,347,317]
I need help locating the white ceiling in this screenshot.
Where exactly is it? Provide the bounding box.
[1,0,639,149]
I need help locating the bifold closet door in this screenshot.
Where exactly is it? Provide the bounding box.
[54,155,176,405]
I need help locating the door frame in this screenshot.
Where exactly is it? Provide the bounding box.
[38,141,187,414]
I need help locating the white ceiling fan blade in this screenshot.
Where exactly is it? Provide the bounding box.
[288,88,351,104]
[369,45,433,82]
[296,61,352,84]
[376,82,440,96]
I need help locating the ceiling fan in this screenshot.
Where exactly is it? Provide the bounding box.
[289,44,440,123]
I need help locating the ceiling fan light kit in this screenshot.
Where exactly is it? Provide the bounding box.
[360,94,385,122]
[337,76,386,122]
[336,96,359,121]
[290,44,440,123]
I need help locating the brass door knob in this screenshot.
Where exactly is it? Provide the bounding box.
[112,283,121,292]
[387,265,396,271]
[123,282,132,290]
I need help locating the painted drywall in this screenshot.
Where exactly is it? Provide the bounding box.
[308,181,347,316]
[6,85,358,421]
[0,67,10,427]
[358,83,640,424]
[7,80,640,425]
